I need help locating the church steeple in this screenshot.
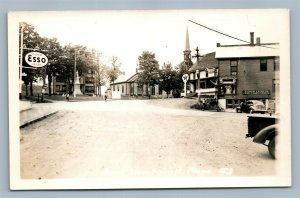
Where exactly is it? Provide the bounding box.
[185,27,190,51]
[183,27,192,69]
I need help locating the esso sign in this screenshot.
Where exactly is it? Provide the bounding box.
[25,52,48,67]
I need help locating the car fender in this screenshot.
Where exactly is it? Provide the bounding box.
[253,124,279,144]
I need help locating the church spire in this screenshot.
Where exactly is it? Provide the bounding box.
[183,26,192,70]
[185,27,190,51]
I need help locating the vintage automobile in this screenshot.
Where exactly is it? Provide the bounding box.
[246,115,279,159]
[236,100,267,114]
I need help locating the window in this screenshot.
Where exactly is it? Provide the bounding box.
[159,87,162,95]
[56,85,60,92]
[122,85,124,93]
[151,86,155,95]
[230,60,238,75]
[113,85,115,91]
[260,59,267,71]
[85,86,95,93]
[85,77,94,84]
[274,57,280,71]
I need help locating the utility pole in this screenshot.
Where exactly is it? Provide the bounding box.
[73,50,77,97]
[19,22,24,99]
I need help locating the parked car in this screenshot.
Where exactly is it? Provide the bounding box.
[172,89,181,98]
[246,115,279,159]
[236,100,267,114]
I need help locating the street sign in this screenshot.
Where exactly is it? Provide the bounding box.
[182,74,189,82]
[25,52,48,67]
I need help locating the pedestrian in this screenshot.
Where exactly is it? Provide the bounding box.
[66,93,69,101]
[104,94,107,102]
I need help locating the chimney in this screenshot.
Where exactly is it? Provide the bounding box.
[250,32,254,45]
[216,43,221,47]
[256,37,261,45]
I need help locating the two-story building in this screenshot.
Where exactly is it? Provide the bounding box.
[188,51,218,100]
[215,32,280,110]
[52,69,105,96]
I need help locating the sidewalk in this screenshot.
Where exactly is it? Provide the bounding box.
[20,103,58,128]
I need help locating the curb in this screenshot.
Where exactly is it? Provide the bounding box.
[20,111,58,128]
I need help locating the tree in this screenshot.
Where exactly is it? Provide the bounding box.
[158,62,182,98]
[136,51,159,97]
[38,37,63,95]
[107,56,122,84]
[91,52,108,96]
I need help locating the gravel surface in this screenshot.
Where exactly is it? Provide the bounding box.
[20,99,276,179]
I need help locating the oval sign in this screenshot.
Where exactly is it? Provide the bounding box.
[182,74,189,82]
[25,52,48,67]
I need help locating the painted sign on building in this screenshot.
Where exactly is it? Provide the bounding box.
[242,90,270,95]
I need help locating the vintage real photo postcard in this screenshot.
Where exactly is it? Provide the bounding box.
[8,9,291,190]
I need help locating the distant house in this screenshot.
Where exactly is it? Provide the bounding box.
[110,74,139,98]
[51,68,107,96]
[110,71,168,99]
[215,32,280,110]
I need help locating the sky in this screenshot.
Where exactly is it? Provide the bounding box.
[14,9,288,76]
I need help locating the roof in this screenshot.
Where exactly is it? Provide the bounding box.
[188,52,218,72]
[215,43,280,59]
[111,72,138,85]
[127,73,139,82]
[112,73,134,84]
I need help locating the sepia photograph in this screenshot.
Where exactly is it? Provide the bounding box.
[8,9,291,189]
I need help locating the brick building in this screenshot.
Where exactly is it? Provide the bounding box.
[215,32,280,110]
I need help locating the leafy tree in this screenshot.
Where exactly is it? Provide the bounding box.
[54,45,74,94]
[158,62,182,98]
[38,37,63,95]
[136,51,159,96]
[56,44,98,94]
[107,56,122,84]
[91,52,108,96]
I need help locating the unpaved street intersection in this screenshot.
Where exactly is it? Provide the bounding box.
[20,99,275,179]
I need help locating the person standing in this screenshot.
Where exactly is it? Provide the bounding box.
[66,93,70,101]
[104,93,107,102]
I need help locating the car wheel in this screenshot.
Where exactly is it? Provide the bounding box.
[249,109,254,114]
[268,137,276,159]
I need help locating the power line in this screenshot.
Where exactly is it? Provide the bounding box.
[189,20,249,44]
[188,20,277,49]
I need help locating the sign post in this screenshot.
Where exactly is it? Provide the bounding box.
[182,74,189,97]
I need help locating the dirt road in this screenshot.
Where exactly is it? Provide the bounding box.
[20,99,275,179]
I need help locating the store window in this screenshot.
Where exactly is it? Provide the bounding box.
[230,60,238,75]
[227,99,233,108]
[260,58,267,71]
